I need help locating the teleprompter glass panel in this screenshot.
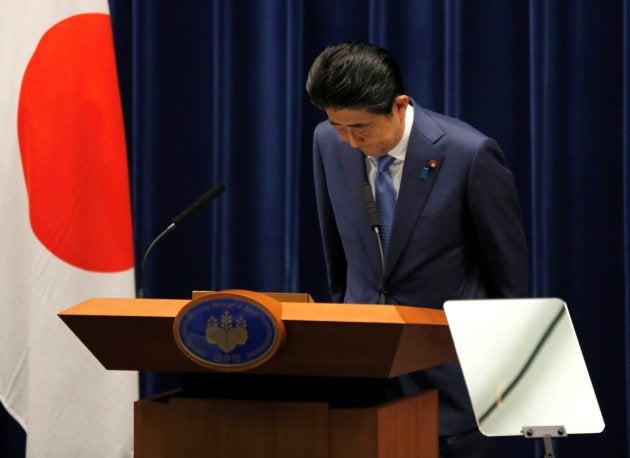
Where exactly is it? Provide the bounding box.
[444,298,604,437]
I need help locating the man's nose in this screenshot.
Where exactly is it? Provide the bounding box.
[345,130,361,148]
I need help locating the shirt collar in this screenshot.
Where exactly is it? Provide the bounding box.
[387,103,414,161]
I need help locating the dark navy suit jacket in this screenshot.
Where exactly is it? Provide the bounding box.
[312,101,529,435]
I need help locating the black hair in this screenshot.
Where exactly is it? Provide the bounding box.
[305,41,405,115]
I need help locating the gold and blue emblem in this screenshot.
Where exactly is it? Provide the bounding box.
[173,290,285,371]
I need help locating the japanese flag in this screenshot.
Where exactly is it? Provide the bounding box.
[0,0,137,456]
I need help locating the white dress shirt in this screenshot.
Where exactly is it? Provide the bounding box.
[365,103,414,199]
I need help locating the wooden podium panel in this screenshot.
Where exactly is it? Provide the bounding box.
[134,390,438,458]
[330,390,438,458]
[59,297,455,378]
[135,395,330,458]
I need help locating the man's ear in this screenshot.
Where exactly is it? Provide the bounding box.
[392,95,409,118]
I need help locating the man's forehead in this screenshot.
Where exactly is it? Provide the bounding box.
[325,107,381,126]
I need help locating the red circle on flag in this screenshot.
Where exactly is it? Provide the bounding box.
[17,13,134,272]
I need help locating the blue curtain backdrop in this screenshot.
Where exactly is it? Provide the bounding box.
[2,0,629,456]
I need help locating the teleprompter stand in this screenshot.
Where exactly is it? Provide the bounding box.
[522,425,567,458]
[444,298,605,457]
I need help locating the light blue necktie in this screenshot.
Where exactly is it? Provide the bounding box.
[372,154,396,258]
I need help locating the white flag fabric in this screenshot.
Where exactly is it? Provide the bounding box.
[1,1,138,456]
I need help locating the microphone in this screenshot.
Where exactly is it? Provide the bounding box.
[361,183,386,304]
[169,183,226,230]
[137,183,226,298]
[361,182,381,231]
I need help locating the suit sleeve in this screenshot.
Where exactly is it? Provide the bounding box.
[467,139,529,298]
[313,129,347,302]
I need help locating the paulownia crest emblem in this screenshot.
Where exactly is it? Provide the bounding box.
[205,310,248,352]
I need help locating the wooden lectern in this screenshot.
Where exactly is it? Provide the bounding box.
[59,291,456,458]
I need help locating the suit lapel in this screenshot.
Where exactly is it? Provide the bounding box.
[386,109,444,275]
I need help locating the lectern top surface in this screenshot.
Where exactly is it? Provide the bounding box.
[61,298,449,326]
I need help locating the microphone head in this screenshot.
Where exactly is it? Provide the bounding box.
[361,183,381,230]
[207,183,226,200]
[172,183,226,227]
